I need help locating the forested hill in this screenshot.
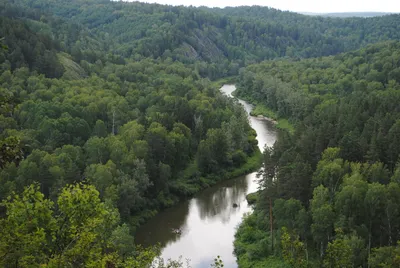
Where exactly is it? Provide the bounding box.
[2,0,400,266]
[0,1,262,266]
[302,12,393,17]
[3,0,400,78]
[234,41,400,267]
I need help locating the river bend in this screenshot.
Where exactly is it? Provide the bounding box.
[135,85,277,267]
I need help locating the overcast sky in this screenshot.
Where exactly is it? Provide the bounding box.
[139,0,399,13]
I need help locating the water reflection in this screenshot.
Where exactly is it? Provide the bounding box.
[195,177,248,223]
[135,200,190,248]
[135,85,277,267]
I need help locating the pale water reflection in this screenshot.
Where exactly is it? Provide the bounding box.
[135,85,277,267]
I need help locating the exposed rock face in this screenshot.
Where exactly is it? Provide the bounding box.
[176,29,226,62]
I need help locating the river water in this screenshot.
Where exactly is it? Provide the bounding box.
[135,85,277,267]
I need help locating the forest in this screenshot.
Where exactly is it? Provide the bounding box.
[234,42,400,267]
[1,0,400,266]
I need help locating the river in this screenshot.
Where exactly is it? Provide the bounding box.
[135,85,277,267]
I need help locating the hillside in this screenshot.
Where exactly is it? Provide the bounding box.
[2,0,400,267]
[234,41,400,267]
[0,1,260,266]
[3,0,400,79]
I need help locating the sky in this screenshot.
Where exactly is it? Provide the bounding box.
[139,0,400,13]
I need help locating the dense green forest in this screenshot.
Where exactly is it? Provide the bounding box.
[3,0,400,79]
[0,1,260,266]
[1,0,400,266]
[234,41,400,267]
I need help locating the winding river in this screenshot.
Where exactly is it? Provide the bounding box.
[135,85,277,267]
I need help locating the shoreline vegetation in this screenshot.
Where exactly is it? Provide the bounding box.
[212,80,288,267]
[227,81,290,268]
[234,42,400,268]
[129,81,264,230]
[211,78,293,132]
[130,148,263,230]
[240,102,294,134]
[3,0,400,266]
[210,76,238,89]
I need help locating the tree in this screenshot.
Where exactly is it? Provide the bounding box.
[84,137,109,164]
[365,183,387,259]
[0,37,8,51]
[0,183,121,267]
[369,242,400,268]
[0,136,24,169]
[0,184,55,267]
[273,198,308,234]
[311,185,335,258]
[335,172,368,233]
[197,128,229,174]
[281,227,308,268]
[92,120,108,137]
[323,229,352,268]
[312,148,348,203]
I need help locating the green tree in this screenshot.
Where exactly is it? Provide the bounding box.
[0,184,55,267]
[311,185,335,258]
[323,229,352,268]
[0,136,24,169]
[365,183,387,259]
[369,242,400,268]
[281,227,308,268]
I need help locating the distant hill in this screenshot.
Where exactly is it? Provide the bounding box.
[2,0,400,80]
[302,12,393,17]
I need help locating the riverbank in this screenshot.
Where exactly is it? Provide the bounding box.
[130,147,263,232]
[170,148,263,196]
[234,212,289,268]
[130,82,266,231]
[231,91,294,133]
[211,77,294,133]
[133,84,278,266]
[211,76,237,88]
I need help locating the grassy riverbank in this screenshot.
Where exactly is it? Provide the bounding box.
[214,80,295,134]
[249,104,294,133]
[211,76,237,88]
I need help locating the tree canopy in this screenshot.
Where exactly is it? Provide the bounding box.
[2,0,400,266]
[235,41,400,267]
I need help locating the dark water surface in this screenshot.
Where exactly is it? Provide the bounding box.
[135,85,277,267]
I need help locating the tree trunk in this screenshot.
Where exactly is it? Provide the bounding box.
[269,197,274,252]
[368,224,372,268]
[386,206,392,245]
[320,241,323,258]
[305,242,309,262]
[112,110,116,135]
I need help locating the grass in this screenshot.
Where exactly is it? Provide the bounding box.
[247,102,295,134]
[250,104,278,120]
[276,119,294,133]
[237,256,290,268]
[246,192,259,205]
[211,76,237,88]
